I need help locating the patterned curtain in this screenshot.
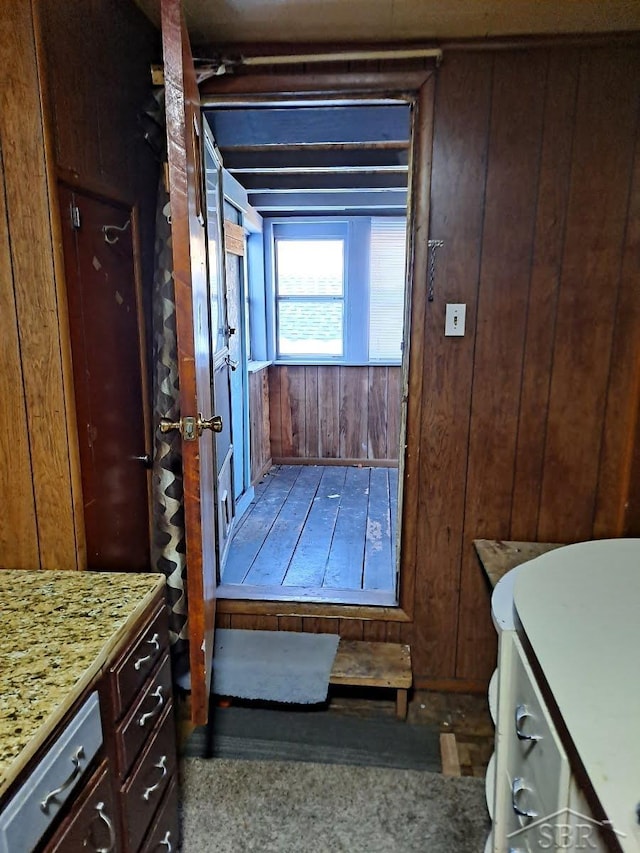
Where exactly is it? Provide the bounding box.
[151,178,189,679]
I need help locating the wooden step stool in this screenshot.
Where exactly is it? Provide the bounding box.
[329,640,412,719]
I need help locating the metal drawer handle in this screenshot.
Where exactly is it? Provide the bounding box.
[143,755,168,801]
[515,704,541,742]
[511,777,538,819]
[40,746,85,812]
[138,686,165,727]
[94,801,117,853]
[134,634,161,670]
[159,830,172,851]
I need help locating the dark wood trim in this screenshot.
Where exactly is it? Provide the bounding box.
[413,677,487,693]
[216,595,411,622]
[272,457,398,469]
[398,74,436,624]
[129,203,154,547]
[56,166,136,210]
[200,71,434,102]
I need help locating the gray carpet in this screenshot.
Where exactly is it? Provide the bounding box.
[180,758,489,853]
[185,705,441,771]
[212,630,340,704]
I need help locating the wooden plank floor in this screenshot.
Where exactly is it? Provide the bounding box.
[222,465,397,595]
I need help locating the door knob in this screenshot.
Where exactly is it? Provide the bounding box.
[200,415,223,433]
[159,414,223,441]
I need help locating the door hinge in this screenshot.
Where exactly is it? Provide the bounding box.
[70,204,81,230]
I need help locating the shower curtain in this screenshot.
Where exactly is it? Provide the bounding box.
[151,178,190,678]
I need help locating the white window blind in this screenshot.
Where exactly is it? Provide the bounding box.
[368,218,407,361]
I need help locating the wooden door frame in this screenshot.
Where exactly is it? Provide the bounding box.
[201,70,436,625]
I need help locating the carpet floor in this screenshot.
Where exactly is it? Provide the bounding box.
[180,758,489,853]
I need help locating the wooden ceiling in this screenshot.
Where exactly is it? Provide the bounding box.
[136,0,640,46]
[206,104,411,216]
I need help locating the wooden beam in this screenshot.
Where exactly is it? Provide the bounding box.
[207,104,411,147]
[238,171,408,191]
[222,148,410,169]
[200,71,433,101]
[248,189,407,210]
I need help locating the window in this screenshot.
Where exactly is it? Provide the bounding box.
[267,218,406,364]
[275,237,345,357]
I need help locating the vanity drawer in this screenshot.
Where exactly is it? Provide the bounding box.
[140,776,179,853]
[110,606,168,721]
[120,704,177,853]
[45,762,118,853]
[508,634,570,817]
[117,655,172,781]
[0,692,102,853]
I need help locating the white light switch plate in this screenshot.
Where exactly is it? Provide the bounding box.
[445,303,466,336]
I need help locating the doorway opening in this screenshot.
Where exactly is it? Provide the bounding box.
[202,96,413,608]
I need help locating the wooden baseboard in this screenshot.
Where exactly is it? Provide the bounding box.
[251,457,272,485]
[273,457,399,469]
[440,733,461,777]
[413,677,488,694]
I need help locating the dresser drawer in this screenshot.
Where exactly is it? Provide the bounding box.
[117,656,172,781]
[121,704,177,853]
[45,762,118,853]
[110,606,168,721]
[508,634,570,817]
[0,692,103,853]
[140,776,179,853]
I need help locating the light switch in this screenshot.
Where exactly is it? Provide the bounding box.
[445,303,466,336]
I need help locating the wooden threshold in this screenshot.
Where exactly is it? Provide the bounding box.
[215,591,410,622]
[272,457,399,468]
[217,582,395,606]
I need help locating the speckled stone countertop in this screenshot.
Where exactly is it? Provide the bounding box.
[0,570,165,798]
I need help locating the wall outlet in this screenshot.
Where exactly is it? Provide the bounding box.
[445,303,466,336]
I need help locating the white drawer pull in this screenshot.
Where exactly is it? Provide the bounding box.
[514,704,541,742]
[94,801,116,853]
[40,746,85,813]
[138,686,165,727]
[159,830,173,851]
[143,755,168,801]
[134,634,161,670]
[511,777,538,819]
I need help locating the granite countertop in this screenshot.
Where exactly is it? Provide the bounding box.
[0,570,165,798]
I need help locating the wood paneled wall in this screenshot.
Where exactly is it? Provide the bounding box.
[218,45,640,692]
[268,365,402,464]
[0,0,158,570]
[421,45,640,686]
[249,368,272,482]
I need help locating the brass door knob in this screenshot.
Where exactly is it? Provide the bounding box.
[158,415,222,440]
[199,415,223,433]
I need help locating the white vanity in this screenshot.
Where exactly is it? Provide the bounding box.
[486,539,640,852]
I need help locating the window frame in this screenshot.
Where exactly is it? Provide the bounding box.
[264,216,405,366]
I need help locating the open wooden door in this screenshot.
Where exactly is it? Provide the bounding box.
[161,0,217,725]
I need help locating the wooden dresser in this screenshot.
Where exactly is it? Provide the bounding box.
[0,570,179,853]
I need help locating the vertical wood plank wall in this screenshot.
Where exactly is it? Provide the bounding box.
[268,365,402,464]
[0,0,158,570]
[249,368,272,482]
[0,0,79,569]
[224,45,640,691]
